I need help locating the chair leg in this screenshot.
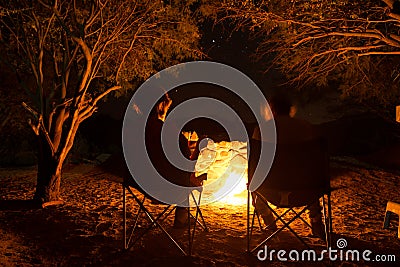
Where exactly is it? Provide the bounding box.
[133,196,146,228]
[190,193,200,249]
[248,207,263,251]
[250,210,256,234]
[322,195,331,251]
[257,193,307,236]
[251,205,311,253]
[123,185,209,256]
[163,205,176,221]
[247,189,251,253]
[248,191,334,254]
[190,191,208,231]
[190,209,197,256]
[196,208,208,231]
[274,206,311,249]
[124,187,147,249]
[289,208,312,230]
[185,190,209,256]
[127,196,147,248]
[383,201,400,238]
[125,185,187,255]
[123,184,127,250]
[256,198,313,249]
[383,211,392,229]
[328,194,333,235]
[255,210,263,231]
[188,204,192,255]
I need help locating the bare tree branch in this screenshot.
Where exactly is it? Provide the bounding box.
[71,36,93,93]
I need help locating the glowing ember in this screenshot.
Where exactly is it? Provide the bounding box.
[194,139,248,206]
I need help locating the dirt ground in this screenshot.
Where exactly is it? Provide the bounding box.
[1,157,400,267]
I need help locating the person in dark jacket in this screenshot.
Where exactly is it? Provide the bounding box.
[145,92,204,228]
[251,93,325,238]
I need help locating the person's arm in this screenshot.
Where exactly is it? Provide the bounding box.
[179,132,192,160]
[190,136,204,160]
[190,172,207,186]
[189,135,208,186]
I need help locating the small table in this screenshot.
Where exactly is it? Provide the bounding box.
[383,201,400,238]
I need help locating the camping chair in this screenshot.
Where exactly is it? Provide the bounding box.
[383,201,400,239]
[247,137,332,253]
[122,171,208,256]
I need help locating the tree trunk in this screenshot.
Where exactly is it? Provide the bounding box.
[33,134,64,204]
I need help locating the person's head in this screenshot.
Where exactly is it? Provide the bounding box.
[270,92,296,117]
[151,92,172,121]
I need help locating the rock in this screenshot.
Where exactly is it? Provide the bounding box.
[201,149,217,161]
[230,154,247,166]
[231,141,246,151]
[95,154,112,164]
[95,222,112,233]
[219,150,230,158]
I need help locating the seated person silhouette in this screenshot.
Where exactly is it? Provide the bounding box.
[251,93,325,238]
[145,93,205,228]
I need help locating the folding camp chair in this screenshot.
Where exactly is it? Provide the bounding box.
[247,138,332,253]
[383,201,400,238]
[122,176,208,256]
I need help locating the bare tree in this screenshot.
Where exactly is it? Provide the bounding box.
[0,0,201,205]
[212,0,400,108]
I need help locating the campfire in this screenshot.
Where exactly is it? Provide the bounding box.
[185,132,248,206]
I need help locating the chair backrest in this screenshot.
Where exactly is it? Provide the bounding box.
[249,137,329,194]
[101,151,193,205]
[100,152,146,191]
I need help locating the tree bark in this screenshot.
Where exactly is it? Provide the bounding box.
[33,134,64,204]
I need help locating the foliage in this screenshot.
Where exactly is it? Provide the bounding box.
[0,0,202,201]
[0,0,201,153]
[213,0,400,111]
